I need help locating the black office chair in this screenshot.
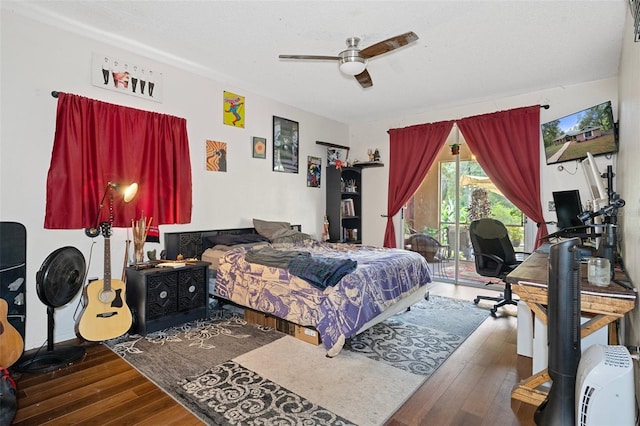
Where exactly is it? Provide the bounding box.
[469,218,522,317]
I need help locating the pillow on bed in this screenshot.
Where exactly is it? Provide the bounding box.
[202,241,269,269]
[269,227,314,244]
[204,232,268,248]
[253,218,291,240]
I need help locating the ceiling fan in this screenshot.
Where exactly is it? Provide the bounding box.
[278,31,419,88]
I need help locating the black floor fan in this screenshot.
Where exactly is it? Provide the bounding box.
[15,247,86,373]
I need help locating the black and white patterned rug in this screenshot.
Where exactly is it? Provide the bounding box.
[106,295,488,425]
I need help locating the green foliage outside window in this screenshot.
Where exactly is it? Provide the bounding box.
[439,160,524,243]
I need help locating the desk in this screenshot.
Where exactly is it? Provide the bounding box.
[506,251,636,406]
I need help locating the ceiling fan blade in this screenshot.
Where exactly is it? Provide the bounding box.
[359,31,419,59]
[279,54,340,61]
[354,69,373,88]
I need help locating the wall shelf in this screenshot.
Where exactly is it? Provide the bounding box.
[316,141,350,151]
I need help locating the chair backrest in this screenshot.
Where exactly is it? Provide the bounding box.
[407,233,441,263]
[469,218,517,277]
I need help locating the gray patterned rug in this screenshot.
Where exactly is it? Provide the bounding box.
[106,295,488,425]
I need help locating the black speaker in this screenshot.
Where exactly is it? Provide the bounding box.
[0,222,27,342]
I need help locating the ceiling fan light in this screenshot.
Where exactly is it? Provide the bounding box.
[339,57,366,75]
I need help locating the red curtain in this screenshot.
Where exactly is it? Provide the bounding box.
[44,93,192,229]
[384,120,454,247]
[457,105,548,247]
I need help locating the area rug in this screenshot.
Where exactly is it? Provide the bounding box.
[106,295,488,426]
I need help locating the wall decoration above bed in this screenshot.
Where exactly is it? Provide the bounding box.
[273,116,299,173]
[206,140,227,172]
[307,156,321,187]
[252,137,267,159]
[92,52,163,102]
[223,91,245,128]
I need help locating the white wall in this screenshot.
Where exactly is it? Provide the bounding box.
[349,78,619,249]
[617,9,640,345]
[1,11,348,350]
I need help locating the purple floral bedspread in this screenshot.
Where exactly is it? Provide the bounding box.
[215,240,431,353]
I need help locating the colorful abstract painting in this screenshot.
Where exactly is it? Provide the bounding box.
[206,140,227,172]
[223,91,245,128]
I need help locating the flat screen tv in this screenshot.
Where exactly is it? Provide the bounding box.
[541,101,617,165]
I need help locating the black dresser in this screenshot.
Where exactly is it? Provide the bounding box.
[125,262,209,335]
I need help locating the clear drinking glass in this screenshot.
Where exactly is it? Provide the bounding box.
[587,257,610,287]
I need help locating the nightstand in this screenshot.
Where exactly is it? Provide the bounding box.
[125,262,209,335]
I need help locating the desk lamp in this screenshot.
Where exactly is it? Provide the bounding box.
[85,182,138,237]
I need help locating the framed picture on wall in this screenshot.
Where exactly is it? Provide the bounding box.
[206,140,227,172]
[327,147,346,166]
[252,137,266,159]
[307,156,321,187]
[223,91,245,128]
[272,116,299,173]
[92,52,163,102]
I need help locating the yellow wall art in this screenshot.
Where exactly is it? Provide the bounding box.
[223,91,245,128]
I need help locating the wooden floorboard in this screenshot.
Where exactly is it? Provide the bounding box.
[10,281,537,425]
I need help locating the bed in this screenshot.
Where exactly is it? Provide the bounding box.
[164,222,431,356]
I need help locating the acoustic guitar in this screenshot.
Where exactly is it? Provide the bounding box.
[77,222,133,341]
[0,298,23,367]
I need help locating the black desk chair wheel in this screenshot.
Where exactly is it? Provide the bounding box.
[469,218,523,317]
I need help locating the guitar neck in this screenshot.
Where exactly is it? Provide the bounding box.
[104,235,111,292]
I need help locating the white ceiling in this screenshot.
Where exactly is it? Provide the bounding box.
[4,1,629,124]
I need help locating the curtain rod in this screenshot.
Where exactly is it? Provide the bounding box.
[386,104,551,133]
[50,89,551,111]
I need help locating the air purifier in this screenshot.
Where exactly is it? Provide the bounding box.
[575,344,635,426]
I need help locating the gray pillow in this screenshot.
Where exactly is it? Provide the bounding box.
[253,218,291,240]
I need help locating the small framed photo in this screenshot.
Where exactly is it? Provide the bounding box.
[252,137,267,159]
[273,116,299,173]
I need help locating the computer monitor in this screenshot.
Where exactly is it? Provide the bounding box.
[553,190,584,230]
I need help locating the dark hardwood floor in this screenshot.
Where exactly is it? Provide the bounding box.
[11,282,537,425]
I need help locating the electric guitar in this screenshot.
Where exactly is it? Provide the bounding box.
[77,222,133,341]
[0,298,23,367]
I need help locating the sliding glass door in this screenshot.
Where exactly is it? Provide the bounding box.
[403,131,524,285]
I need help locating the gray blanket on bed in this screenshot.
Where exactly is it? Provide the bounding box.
[245,247,310,269]
[244,246,357,290]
